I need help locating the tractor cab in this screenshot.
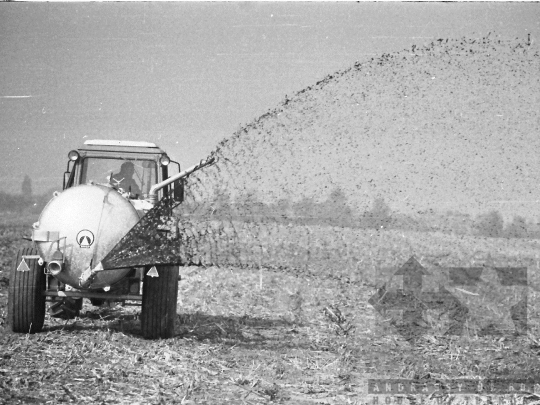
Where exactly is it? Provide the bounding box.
[63,140,183,215]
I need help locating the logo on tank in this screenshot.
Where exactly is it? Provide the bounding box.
[76,229,95,248]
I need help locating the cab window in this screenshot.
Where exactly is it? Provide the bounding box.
[80,158,157,199]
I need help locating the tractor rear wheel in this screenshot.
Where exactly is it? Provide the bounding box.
[49,297,83,319]
[8,247,46,333]
[141,265,178,339]
[90,298,105,307]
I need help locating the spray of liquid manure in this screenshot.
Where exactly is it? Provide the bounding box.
[105,34,540,286]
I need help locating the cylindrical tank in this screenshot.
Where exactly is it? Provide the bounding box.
[35,184,140,289]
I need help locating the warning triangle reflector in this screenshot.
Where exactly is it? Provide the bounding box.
[147,266,159,278]
[17,258,30,272]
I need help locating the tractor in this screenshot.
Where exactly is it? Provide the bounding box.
[8,140,214,339]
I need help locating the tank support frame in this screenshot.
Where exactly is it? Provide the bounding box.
[44,290,142,302]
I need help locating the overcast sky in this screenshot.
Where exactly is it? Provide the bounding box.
[1,2,539,194]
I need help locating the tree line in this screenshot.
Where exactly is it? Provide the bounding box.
[3,176,537,239]
[0,175,52,213]
[200,186,540,239]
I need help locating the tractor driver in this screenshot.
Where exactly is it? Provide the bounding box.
[111,161,142,198]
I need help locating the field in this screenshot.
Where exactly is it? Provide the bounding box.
[2,217,540,404]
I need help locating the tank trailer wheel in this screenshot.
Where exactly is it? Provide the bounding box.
[141,265,178,339]
[49,297,83,319]
[8,247,46,333]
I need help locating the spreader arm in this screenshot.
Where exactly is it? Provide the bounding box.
[146,156,216,204]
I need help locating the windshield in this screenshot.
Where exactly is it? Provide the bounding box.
[80,157,157,199]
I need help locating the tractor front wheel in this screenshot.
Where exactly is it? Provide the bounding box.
[141,265,178,339]
[8,247,46,333]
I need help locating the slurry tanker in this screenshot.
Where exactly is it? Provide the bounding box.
[8,140,215,339]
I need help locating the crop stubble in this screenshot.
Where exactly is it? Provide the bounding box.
[2,35,540,403]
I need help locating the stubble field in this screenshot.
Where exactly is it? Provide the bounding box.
[1,33,540,405]
[2,218,540,404]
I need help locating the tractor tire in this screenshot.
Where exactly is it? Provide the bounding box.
[141,265,178,339]
[49,297,83,319]
[90,298,105,307]
[8,247,46,333]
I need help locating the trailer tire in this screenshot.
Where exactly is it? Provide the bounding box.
[141,265,178,339]
[8,247,46,334]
